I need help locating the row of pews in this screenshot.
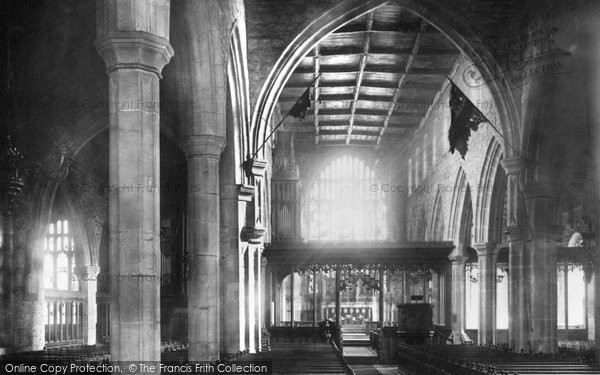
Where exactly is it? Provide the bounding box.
[397,343,600,375]
[246,342,351,374]
[0,341,190,368]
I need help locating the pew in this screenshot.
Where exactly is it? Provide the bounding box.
[397,343,600,375]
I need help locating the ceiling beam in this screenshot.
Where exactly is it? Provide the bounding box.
[318,46,458,57]
[346,12,374,145]
[377,20,428,147]
[313,45,320,145]
[291,65,449,75]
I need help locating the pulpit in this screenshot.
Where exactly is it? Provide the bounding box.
[396,303,433,345]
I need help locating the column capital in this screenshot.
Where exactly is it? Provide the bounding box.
[448,254,468,264]
[238,184,255,202]
[473,242,499,257]
[76,265,101,279]
[183,134,226,159]
[95,31,174,78]
[241,226,266,244]
[501,157,525,176]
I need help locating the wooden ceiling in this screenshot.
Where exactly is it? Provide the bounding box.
[278,5,461,148]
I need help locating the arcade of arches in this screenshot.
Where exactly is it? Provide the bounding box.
[1,0,600,369]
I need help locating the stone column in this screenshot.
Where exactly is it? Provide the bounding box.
[184,134,225,361]
[290,266,295,327]
[219,177,247,356]
[474,243,497,345]
[1,213,12,348]
[95,0,173,363]
[79,266,100,345]
[379,271,384,324]
[246,246,256,353]
[335,269,341,326]
[501,158,528,352]
[449,254,467,344]
[255,248,262,351]
[312,270,318,326]
[523,182,558,354]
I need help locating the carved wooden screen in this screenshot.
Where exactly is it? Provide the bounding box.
[307,155,386,242]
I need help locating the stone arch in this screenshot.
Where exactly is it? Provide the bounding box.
[429,189,446,241]
[447,167,469,245]
[227,20,252,185]
[474,138,504,244]
[250,0,520,161]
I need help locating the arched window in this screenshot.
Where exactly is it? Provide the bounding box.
[44,219,83,346]
[44,219,78,291]
[557,232,587,329]
[307,155,387,242]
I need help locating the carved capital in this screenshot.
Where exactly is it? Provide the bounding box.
[183,134,226,159]
[473,242,499,257]
[240,225,266,244]
[501,157,525,176]
[238,184,255,202]
[448,254,468,264]
[95,31,174,78]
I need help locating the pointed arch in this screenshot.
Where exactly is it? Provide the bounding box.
[228,20,252,185]
[429,189,446,241]
[250,0,520,161]
[474,138,505,244]
[447,167,469,243]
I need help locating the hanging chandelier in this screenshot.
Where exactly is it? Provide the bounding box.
[1,135,25,212]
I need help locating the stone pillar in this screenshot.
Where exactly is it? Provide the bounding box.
[219,176,247,356]
[246,246,256,353]
[95,0,173,363]
[263,259,270,329]
[184,134,225,361]
[1,213,12,348]
[80,266,100,345]
[255,249,262,351]
[335,269,341,326]
[379,271,384,324]
[474,243,497,345]
[523,182,558,354]
[289,266,295,327]
[501,158,528,352]
[449,254,467,344]
[312,270,317,326]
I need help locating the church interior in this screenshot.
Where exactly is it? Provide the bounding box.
[1,0,600,374]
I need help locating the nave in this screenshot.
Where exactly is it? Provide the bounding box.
[2,0,600,374]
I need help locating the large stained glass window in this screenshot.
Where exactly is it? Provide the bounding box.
[307,155,387,241]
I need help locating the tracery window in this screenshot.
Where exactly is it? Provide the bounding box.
[44,220,78,291]
[44,219,83,345]
[307,155,387,242]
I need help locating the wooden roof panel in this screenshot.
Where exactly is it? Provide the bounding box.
[278,5,460,148]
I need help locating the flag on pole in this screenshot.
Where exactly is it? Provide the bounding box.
[288,86,311,119]
[448,81,489,159]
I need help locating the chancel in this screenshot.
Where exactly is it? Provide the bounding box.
[1,1,600,374]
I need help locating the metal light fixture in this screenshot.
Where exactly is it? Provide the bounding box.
[1,135,25,212]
